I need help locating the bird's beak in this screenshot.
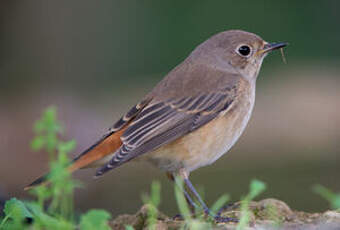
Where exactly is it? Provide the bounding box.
[260,42,288,54]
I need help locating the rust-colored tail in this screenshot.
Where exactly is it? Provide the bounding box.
[24,127,127,190]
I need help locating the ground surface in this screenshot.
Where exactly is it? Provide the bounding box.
[110,198,340,230]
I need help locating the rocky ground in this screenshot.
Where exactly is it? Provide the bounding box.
[110,199,340,230]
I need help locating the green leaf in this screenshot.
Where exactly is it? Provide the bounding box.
[150,181,161,207]
[125,225,135,230]
[29,185,51,209]
[31,135,45,151]
[313,184,340,209]
[249,179,266,200]
[333,196,340,209]
[44,106,57,124]
[313,184,334,199]
[58,140,76,154]
[236,179,267,230]
[4,198,33,220]
[26,202,74,230]
[24,201,44,217]
[80,209,111,230]
[210,194,230,215]
[0,198,33,229]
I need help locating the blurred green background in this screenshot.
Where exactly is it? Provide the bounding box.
[1,0,339,217]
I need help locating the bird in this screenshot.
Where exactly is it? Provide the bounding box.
[25,30,287,222]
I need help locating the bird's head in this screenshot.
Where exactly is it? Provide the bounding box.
[191,30,287,81]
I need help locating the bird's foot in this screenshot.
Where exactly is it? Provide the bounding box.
[172,214,184,220]
[216,202,237,217]
[173,211,238,223]
[213,215,239,223]
[203,205,239,223]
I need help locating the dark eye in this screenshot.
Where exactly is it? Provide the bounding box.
[238,45,251,56]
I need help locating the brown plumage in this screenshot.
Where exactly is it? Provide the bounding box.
[25,30,287,222]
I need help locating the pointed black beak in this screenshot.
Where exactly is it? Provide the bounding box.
[263,42,288,53]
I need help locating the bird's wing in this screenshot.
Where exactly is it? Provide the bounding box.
[96,80,240,176]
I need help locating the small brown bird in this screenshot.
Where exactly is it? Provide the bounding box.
[26,30,287,221]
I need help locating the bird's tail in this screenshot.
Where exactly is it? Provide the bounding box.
[24,127,127,190]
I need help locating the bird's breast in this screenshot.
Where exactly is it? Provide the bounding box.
[144,84,256,173]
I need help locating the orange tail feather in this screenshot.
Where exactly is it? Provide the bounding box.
[24,127,126,190]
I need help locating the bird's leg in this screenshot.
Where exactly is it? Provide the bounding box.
[167,172,198,218]
[175,178,199,212]
[178,169,238,223]
[177,169,211,214]
[182,177,210,215]
[173,184,199,219]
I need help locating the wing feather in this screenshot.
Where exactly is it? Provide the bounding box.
[95,86,238,176]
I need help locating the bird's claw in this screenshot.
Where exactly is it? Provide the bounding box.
[216,203,237,216]
[214,215,239,223]
[172,214,184,220]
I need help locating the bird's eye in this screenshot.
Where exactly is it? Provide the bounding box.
[237,45,251,57]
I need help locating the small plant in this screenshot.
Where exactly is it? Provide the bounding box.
[31,106,78,220]
[0,106,111,230]
[263,203,282,228]
[236,179,266,230]
[313,184,340,210]
[0,198,33,229]
[141,181,161,230]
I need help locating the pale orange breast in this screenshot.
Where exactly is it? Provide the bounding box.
[144,84,255,173]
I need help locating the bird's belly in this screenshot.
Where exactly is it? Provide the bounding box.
[144,100,254,173]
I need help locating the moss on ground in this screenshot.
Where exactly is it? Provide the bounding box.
[110,199,340,230]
